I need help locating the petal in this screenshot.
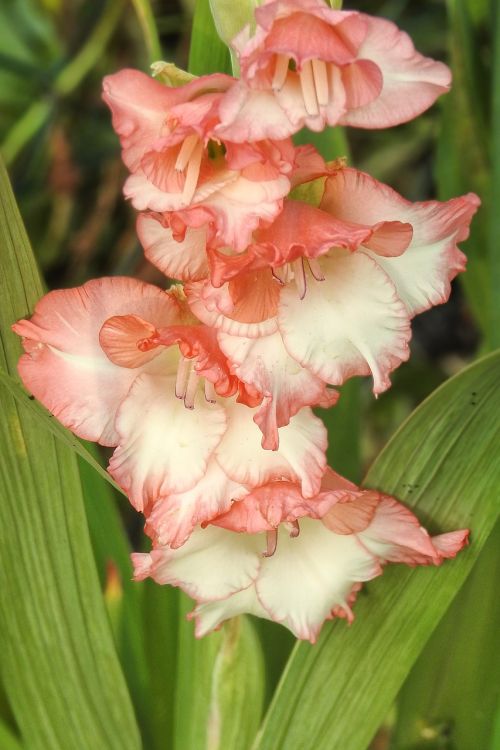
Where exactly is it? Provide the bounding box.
[321,168,480,315]
[12,277,178,446]
[359,495,469,566]
[322,490,380,534]
[137,213,209,282]
[339,15,451,128]
[186,273,280,338]
[216,83,298,142]
[102,69,233,170]
[132,525,262,601]
[145,459,249,548]
[215,402,327,498]
[218,330,338,449]
[212,478,337,533]
[256,518,381,642]
[192,585,268,637]
[108,374,227,510]
[278,251,411,394]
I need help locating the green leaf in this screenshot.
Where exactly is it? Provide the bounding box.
[188,0,232,76]
[490,0,500,348]
[0,156,141,749]
[253,349,500,750]
[0,722,23,750]
[209,0,256,48]
[0,367,124,495]
[393,518,500,750]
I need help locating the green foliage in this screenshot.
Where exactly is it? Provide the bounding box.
[0,157,140,748]
[253,350,500,750]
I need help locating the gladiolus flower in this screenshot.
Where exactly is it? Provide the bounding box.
[102,68,297,249]
[216,0,452,142]
[13,277,328,546]
[185,168,480,401]
[133,467,469,641]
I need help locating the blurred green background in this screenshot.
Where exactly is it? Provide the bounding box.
[0,1,497,749]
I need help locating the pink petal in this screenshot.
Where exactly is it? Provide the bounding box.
[321,168,480,314]
[155,324,239,398]
[278,250,411,394]
[12,277,178,446]
[358,494,469,565]
[102,69,232,170]
[339,15,451,128]
[218,330,338,449]
[186,272,280,338]
[108,374,227,510]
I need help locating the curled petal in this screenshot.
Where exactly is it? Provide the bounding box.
[339,15,451,128]
[137,213,209,282]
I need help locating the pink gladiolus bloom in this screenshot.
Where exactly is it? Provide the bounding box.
[185,168,480,401]
[13,277,328,547]
[102,68,296,250]
[133,467,469,642]
[216,0,452,142]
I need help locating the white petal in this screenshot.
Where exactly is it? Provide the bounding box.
[216,401,326,498]
[256,518,381,642]
[109,374,227,510]
[278,250,411,394]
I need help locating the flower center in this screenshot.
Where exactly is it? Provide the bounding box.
[174,355,217,409]
[174,134,203,204]
[273,258,325,299]
[272,55,331,116]
[262,521,300,558]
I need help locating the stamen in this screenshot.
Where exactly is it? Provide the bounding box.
[312,59,329,107]
[299,61,319,116]
[272,54,290,90]
[175,134,199,172]
[204,380,217,404]
[262,529,278,558]
[184,369,200,409]
[293,258,307,299]
[272,266,287,285]
[289,520,300,538]
[175,356,191,399]
[307,258,325,281]
[181,141,203,205]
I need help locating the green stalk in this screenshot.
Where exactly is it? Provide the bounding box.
[130,0,162,62]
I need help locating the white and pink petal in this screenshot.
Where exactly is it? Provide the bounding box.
[278,250,411,394]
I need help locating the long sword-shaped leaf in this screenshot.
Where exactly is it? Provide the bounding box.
[0,156,141,750]
[253,349,500,750]
[393,518,500,750]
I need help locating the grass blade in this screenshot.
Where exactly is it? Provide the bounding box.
[0,156,141,749]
